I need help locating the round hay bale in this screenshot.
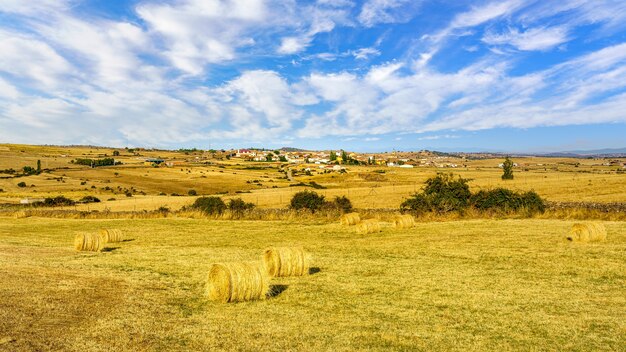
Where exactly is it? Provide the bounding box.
[99,229,123,243]
[262,247,310,277]
[206,262,269,303]
[340,212,361,226]
[74,232,104,252]
[355,219,382,234]
[567,223,607,242]
[393,214,415,229]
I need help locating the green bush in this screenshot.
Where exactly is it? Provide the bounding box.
[401,173,472,213]
[502,156,514,180]
[325,196,353,213]
[22,166,37,175]
[228,198,255,215]
[192,196,227,215]
[17,181,27,188]
[188,189,197,196]
[290,191,326,213]
[79,195,101,204]
[35,196,75,207]
[471,188,545,214]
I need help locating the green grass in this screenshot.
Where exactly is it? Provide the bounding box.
[0,217,624,351]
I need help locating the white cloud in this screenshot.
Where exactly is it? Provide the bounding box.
[353,47,381,60]
[483,26,569,51]
[358,0,419,27]
[0,30,71,88]
[0,0,69,15]
[0,78,19,100]
[278,37,311,55]
[137,0,278,74]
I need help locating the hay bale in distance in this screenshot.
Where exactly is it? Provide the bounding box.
[340,212,361,226]
[263,247,310,277]
[206,262,269,303]
[355,219,382,234]
[74,232,104,252]
[99,229,123,243]
[393,214,415,229]
[567,223,607,242]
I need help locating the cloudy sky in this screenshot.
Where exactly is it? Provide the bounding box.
[1,0,625,152]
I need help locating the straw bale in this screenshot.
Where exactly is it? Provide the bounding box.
[567,223,607,242]
[206,261,270,303]
[99,229,123,243]
[340,212,361,226]
[263,247,310,277]
[74,232,104,252]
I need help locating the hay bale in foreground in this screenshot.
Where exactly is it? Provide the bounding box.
[263,247,310,277]
[393,214,415,229]
[567,223,607,242]
[74,232,104,252]
[99,229,123,243]
[206,262,269,303]
[340,212,361,226]
[355,219,382,234]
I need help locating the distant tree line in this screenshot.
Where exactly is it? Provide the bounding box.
[71,158,120,167]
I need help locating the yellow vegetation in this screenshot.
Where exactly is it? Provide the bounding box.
[99,229,123,243]
[73,232,104,252]
[262,247,310,277]
[206,262,269,303]
[355,219,382,234]
[567,222,607,242]
[340,212,360,225]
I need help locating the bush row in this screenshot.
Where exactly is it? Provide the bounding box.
[400,173,545,214]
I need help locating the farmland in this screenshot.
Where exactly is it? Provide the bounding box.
[1,218,624,351]
[0,144,625,351]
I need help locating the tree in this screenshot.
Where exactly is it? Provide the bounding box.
[112,150,120,156]
[502,156,514,180]
[279,155,288,162]
[290,191,326,213]
[341,150,348,163]
[192,196,226,215]
[36,160,41,174]
[265,154,273,162]
[329,151,337,161]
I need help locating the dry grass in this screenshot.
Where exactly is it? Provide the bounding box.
[73,232,104,252]
[355,219,382,234]
[339,212,360,225]
[566,223,607,242]
[263,247,310,277]
[206,262,269,303]
[0,218,624,350]
[393,214,415,229]
[99,229,123,243]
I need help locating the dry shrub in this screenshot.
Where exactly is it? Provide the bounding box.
[393,214,415,229]
[206,262,269,303]
[74,232,104,252]
[340,212,361,226]
[566,222,607,242]
[99,229,123,243]
[263,247,310,277]
[355,219,382,234]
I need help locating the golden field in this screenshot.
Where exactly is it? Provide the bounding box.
[1,144,625,351]
[1,144,625,212]
[1,218,624,351]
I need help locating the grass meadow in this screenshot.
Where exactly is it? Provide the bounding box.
[1,217,624,351]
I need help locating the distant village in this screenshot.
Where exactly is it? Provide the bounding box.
[139,148,468,170]
[133,147,626,171]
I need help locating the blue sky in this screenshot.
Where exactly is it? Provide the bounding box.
[0,0,625,152]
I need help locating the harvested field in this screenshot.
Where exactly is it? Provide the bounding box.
[1,218,623,350]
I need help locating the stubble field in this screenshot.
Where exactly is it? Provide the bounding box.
[1,217,624,351]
